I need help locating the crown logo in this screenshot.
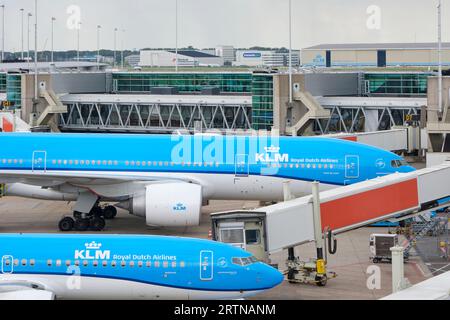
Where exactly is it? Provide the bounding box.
[85,241,102,250]
[264,146,280,153]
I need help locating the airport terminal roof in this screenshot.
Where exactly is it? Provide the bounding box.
[168,50,219,58]
[0,61,107,73]
[304,43,450,50]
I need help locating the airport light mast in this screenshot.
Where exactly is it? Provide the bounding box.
[288,0,293,104]
[438,0,443,115]
[175,0,178,73]
[1,4,5,63]
[27,13,32,68]
[114,27,118,68]
[33,0,38,125]
[51,17,55,63]
[97,25,101,70]
[20,9,24,60]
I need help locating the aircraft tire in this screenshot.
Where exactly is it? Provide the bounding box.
[103,206,117,220]
[90,217,106,231]
[59,217,75,232]
[74,218,90,231]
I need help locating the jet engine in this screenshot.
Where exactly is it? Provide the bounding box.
[123,183,202,227]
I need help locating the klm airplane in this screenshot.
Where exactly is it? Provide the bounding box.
[0,133,415,231]
[0,233,283,300]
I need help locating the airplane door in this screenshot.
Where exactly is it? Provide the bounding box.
[235,154,249,177]
[200,250,213,281]
[1,255,13,274]
[32,151,47,172]
[345,155,360,179]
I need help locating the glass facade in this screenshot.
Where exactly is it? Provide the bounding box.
[6,74,22,109]
[0,73,6,92]
[251,74,274,130]
[112,72,253,94]
[364,73,431,96]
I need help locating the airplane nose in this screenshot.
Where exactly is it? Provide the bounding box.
[260,264,284,289]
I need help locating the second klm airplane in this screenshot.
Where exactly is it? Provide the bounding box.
[0,133,415,231]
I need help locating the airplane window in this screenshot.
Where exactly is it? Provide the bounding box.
[52,160,56,165]
[180,261,186,268]
[102,261,108,267]
[399,159,409,167]
[80,160,85,165]
[30,259,35,266]
[75,260,80,266]
[114,161,118,165]
[65,260,71,267]
[130,161,135,166]
[138,261,143,268]
[391,160,401,168]
[47,259,52,266]
[13,259,18,266]
[163,261,169,268]
[154,261,160,268]
[56,260,61,267]
[69,160,73,165]
[63,160,67,165]
[171,261,177,268]
[146,261,151,267]
[232,256,257,266]
[245,230,261,245]
[121,261,126,267]
[111,261,117,267]
[136,161,141,166]
[4,259,10,266]
[75,160,79,165]
[93,261,98,267]
[129,261,135,267]
[83,260,88,267]
[21,259,27,266]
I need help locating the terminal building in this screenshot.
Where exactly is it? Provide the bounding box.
[139,50,224,67]
[0,68,428,136]
[302,43,450,68]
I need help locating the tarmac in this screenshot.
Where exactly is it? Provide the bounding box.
[0,196,429,300]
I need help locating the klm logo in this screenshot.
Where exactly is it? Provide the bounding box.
[74,241,110,260]
[173,203,187,211]
[255,146,289,163]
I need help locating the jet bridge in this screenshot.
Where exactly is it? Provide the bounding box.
[211,163,450,255]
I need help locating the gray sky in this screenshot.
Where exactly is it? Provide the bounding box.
[1,0,445,52]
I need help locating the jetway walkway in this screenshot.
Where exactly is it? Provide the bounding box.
[211,163,450,254]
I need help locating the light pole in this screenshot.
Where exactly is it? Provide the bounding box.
[114,27,118,68]
[97,25,101,70]
[33,0,38,124]
[121,29,125,69]
[20,9,24,60]
[1,5,5,62]
[288,0,293,104]
[77,21,81,63]
[51,17,55,63]
[27,13,32,67]
[175,0,178,72]
[438,0,443,114]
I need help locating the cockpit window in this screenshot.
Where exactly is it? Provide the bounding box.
[391,159,409,168]
[232,256,259,266]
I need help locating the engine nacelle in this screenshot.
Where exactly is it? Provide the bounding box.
[129,183,202,227]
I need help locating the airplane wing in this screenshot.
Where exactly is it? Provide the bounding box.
[0,169,192,187]
[0,282,55,300]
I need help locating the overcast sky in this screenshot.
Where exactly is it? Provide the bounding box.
[1,0,446,52]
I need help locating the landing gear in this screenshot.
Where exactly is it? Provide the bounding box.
[58,206,111,232]
[102,206,117,220]
[74,218,90,231]
[58,217,75,232]
[89,217,106,231]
